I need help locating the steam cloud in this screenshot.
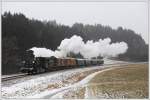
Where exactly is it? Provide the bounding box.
[30,35,128,59]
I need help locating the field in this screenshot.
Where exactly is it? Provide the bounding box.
[87,63,148,98]
[62,63,148,99]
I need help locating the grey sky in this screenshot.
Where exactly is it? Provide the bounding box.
[2,2,148,43]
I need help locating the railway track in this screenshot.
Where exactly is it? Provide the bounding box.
[2,73,28,81]
[1,64,117,82]
[2,61,137,82]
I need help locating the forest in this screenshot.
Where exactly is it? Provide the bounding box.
[2,12,148,74]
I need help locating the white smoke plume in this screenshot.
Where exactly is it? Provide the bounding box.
[30,35,128,59]
[30,47,55,57]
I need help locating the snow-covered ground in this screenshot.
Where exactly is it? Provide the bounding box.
[103,58,128,65]
[49,67,116,99]
[1,58,129,98]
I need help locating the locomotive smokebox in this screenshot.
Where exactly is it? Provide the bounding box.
[20,50,35,73]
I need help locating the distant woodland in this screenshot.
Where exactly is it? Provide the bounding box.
[2,12,148,74]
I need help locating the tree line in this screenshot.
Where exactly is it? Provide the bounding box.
[2,12,148,74]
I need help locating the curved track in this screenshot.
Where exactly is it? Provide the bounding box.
[1,63,120,81]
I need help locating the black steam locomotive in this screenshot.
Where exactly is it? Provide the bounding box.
[20,50,104,74]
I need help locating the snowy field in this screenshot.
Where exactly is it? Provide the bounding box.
[1,59,129,98]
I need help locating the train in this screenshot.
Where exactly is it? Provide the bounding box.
[20,50,104,74]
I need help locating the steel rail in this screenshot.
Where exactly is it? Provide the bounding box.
[2,73,28,81]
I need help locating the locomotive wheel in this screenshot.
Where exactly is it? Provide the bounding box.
[43,68,47,72]
[32,71,36,75]
[44,68,47,73]
[37,68,39,73]
[30,71,34,75]
[28,71,32,75]
[32,69,37,74]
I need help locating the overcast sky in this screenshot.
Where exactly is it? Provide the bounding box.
[2,2,148,43]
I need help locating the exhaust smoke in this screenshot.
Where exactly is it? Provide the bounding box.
[30,35,128,59]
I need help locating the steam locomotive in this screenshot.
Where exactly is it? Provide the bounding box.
[20,50,104,74]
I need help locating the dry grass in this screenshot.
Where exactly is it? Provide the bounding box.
[45,69,98,91]
[63,69,98,84]
[63,87,86,99]
[47,83,62,90]
[88,63,148,98]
